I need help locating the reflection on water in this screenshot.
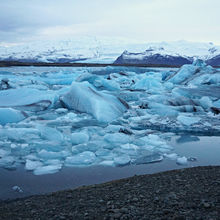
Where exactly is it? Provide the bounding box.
[176,135,200,144]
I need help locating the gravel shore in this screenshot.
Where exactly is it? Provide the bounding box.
[0,166,219,220]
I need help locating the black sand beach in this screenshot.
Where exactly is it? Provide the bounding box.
[0,166,219,220]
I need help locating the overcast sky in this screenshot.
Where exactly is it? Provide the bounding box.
[0,0,220,44]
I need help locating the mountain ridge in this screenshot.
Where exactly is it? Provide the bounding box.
[0,37,220,66]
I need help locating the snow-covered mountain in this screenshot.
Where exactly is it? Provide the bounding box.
[114,51,193,66]
[114,41,220,66]
[0,37,220,65]
[206,54,220,66]
[0,37,148,64]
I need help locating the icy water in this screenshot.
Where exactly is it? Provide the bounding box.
[0,64,220,200]
[1,135,220,200]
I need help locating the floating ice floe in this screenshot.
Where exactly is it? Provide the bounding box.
[34,164,62,175]
[25,159,43,171]
[71,132,90,145]
[168,59,220,86]
[176,156,188,165]
[0,88,57,111]
[0,63,219,175]
[60,81,128,122]
[12,186,23,193]
[0,108,26,125]
[133,73,163,93]
[76,72,120,91]
[65,151,96,166]
[177,114,201,126]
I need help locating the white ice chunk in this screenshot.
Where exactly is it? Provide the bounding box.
[0,156,15,168]
[12,186,23,193]
[25,159,43,171]
[0,88,57,110]
[34,164,62,175]
[114,155,131,166]
[44,159,62,165]
[169,64,198,84]
[104,133,130,145]
[55,108,68,114]
[169,60,216,85]
[177,115,201,126]
[164,153,178,160]
[164,82,174,90]
[148,102,178,117]
[105,124,122,133]
[134,74,162,93]
[213,99,220,108]
[99,160,115,166]
[71,132,89,145]
[60,81,128,122]
[21,144,29,149]
[38,150,69,159]
[0,108,26,125]
[199,96,212,110]
[65,151,96,166]
[141,134,167,147]
[0,149,10,157]
[176,156,188,165]
[37,125,63,142]
[76,72,120,91]
[118,144,140,156]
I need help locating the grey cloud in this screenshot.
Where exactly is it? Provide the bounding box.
[0,0,128,32]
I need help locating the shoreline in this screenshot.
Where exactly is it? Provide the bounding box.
[0,61,192,68]
[1,166,219,219]
[0,61,219,68]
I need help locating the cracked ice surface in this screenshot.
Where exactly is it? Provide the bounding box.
[0,62,219,174]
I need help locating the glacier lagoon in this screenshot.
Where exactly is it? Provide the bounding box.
[0,63,220,199]
[1,136,220,200]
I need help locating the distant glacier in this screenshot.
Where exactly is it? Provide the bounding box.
[0,37,220,66]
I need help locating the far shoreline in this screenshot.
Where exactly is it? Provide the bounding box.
[0,61,220,68]
[0,61,193,68]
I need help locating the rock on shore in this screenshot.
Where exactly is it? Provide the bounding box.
[0,166,219,220]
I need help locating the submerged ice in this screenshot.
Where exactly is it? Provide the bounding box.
[0,61,219,174]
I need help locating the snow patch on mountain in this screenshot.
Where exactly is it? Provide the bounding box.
[0,37,147,63]
[114,41,220,66]
[0,37,220,64]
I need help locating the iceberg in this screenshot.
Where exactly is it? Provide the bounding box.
[168,64,199,84]
[25,159,43,171]
[12,186,23,193]
[0,63,219,175]
[0,108,26,125]
[168,59,220,86]
[38,150,68,160]
[0,88,57,111]
[33,164,62,175]
[104,133,130,145]
[65,151,96,166]
[76,72,120,91]
[37,125,64,142]
[176,156,188,165]
[60,81,128,122]
[0,156,15,169]
[133,74,163,93]
[114,155,131,166]
[177,114,201,126]
[71,132,90,145]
